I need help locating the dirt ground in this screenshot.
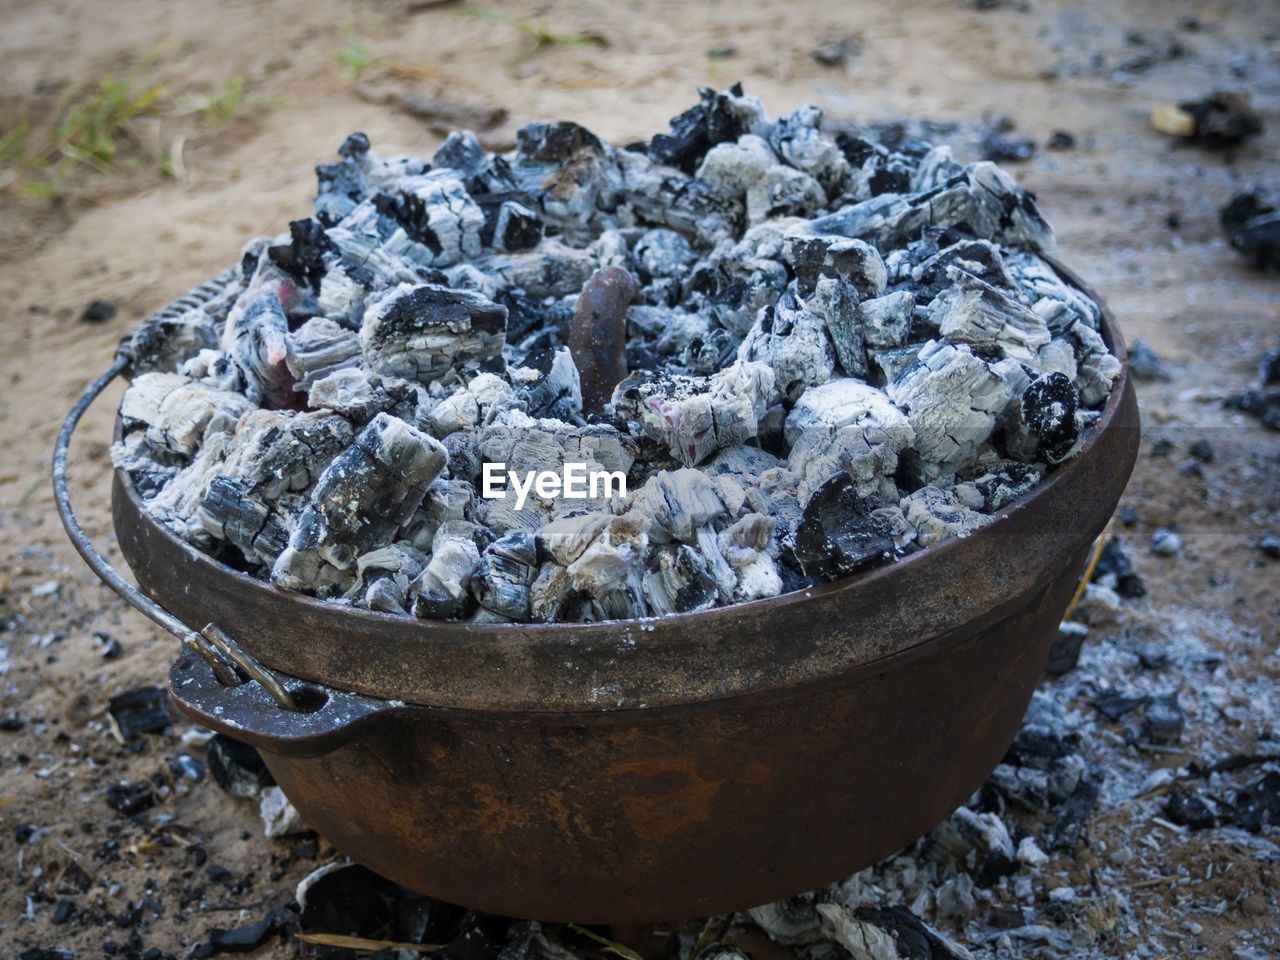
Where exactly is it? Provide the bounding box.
[1,0,1278,957]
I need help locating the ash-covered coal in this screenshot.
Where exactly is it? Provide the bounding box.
[112,85,1120,623]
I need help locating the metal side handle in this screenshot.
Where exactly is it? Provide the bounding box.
[52,355,403,754]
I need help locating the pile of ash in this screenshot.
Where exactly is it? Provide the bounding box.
[111,85,1120,623]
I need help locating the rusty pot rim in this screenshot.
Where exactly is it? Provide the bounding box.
[113,255,1137,711]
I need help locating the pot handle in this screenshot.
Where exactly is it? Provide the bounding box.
[54,352,402,758]
[168,641,401,759]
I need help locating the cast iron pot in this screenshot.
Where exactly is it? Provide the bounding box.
[55,259,1139,924]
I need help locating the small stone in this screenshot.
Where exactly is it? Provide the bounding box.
[79,299,117,323]
[1240,894,1267,916]
[259,786,309,837]
[94,630,123,660]
[1127,339,1171,381]
[1188,439,1214,462]
[51,899,76,925]
[1150,527,1183,556]
[1143,693,1185,744]
[1047,130,1077,150]
[1092,689,1148,722]
[982,130,1035,163]
[1134,642,1170,669]
[1258,535,1280,559]
[1235,770,1280,833]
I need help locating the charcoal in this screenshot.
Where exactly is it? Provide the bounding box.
[1165,786,1219,829]
[273,414,447,591]
[1019,372,1080,463]
[966,161,1054,252]
[1066,319,1122,406]
[307,368,423,426]
[859,290,914,351]
[928,807,1018,885]
[793,474,896,578]
[206,734,276,799]
[646,83,764,175]
[118,87,1118,623]
[472,532,538,621]
[205,908,295,954]
[1093,538,1147,598]
[168,753,205,781]
[688,253,788,337]
[785,233,887,299]
[930,267,1050,368]
[820,903,976,960]
[1127,338,1171,381]
[285,316,361,387]
[107,687,172,739]
[786,379,913,501]
[412,523,482,619]
[80,299,117,323]
[1048,777,1099,851]
[361,283,507,383]
[1220,186,1280,269]
[612,362,774,466]
[258,785,308,837]
[297,863,397,939]
[121,304,225,376]
[886,341,1012,480]
[1224,386,1280,430]
[221,285,300,409]
[1045,621,1089,675]
[1178,91,1264,148]
[737,285,836,399]
[1134,642,1169,669]
[469,242,599,300]
[489,201,543,253]
[1092,689,1149,722]
[957,460,1041,511]
[268,217,333,290]
[803,185,977,251]
[981,129,1035,163]
[118,373,253,457]
[634,228,696,279]
[1143,693,1185,744]
[427,373,519,437]
[899,485,992,548]
[642,544,719,615]
[105,781,158,816]
[1235,770,1280,832]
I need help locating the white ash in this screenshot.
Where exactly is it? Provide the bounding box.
[117,86,1119,621]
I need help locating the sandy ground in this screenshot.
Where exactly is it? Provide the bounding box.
[1,0,1278,956]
